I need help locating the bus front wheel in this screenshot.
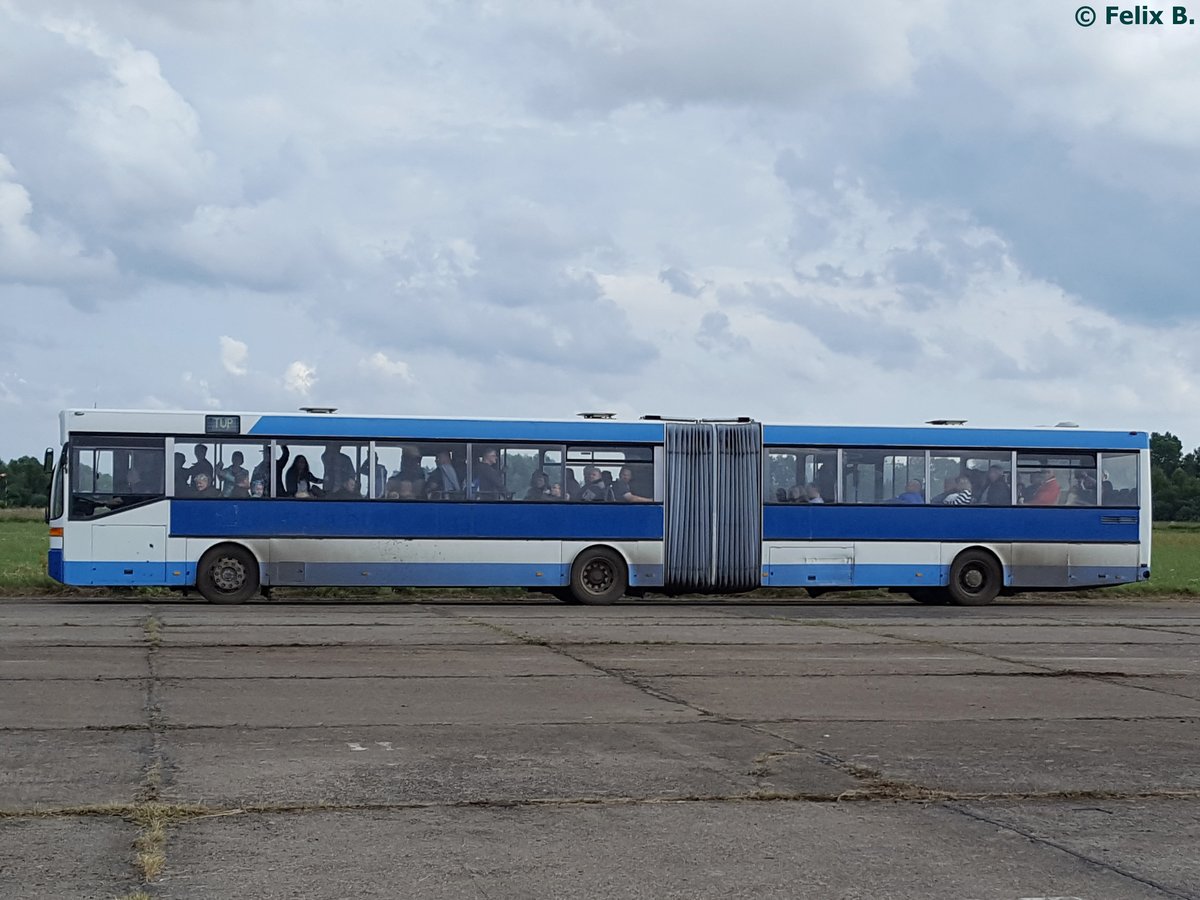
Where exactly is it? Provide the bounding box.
[948,550,1001,606]
[197,545,260,605]
[569,547,627,605]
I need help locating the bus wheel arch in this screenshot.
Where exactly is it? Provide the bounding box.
[196,543,261,605]
[947,547,1003,606]
[568,545,628,605]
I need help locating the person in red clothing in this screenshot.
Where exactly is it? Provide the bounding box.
[1028,469,1062,505]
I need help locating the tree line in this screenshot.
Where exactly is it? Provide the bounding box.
[1149,432,1200,521]
[5,434,1199,518]
[0,455,51,509]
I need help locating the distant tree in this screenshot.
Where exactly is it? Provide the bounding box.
[1151,432,1183,476]
[0,456,52,508]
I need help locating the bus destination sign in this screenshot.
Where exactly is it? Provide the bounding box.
[205,415,242,435]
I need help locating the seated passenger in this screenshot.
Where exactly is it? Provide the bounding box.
[614,466,652,503]
[787,485,804,502]
[1028,469,1061,505]
[893,480,924,504]
[578,466,612,501]
[250,479,267,499]
[979,465,1011,505]
[931,478,958,504]
[941,476,973,505]
[395,480,417,500]
[804,483,824,504]
[525,471,553,500]
[473,447,505,499]
[564,469,582,501]
[549,483,563,499]
[426,450,464,498]
[229,474,252,499]
[191,473,216,498]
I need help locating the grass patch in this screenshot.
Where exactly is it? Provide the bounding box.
[0,519,57,590]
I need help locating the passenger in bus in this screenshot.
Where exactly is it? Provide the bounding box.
[979,465,1011,505]
[186,444,214,488]
[322,444,356,493]
[398,446,426,484]
[615,466,653,503]
[941,476,973,505]
[359,454,388,498]
[473,447,505,499]
[337,475,363,498]
[215,451,249,497]
[395,480,417,501]
[578,466,612,501]
[787,485,804,502]
[426,450,463,498]
[564,469,582,501]
[816,464,836,502]
[250,479,266,499]
[191,472,216,498]
[525,471,553,500]
[549,482,563,499]
[229,474,252,499]
[252,444,289,498]
[804,483,824,503]
[931,477,958,504]
[284,455,322,497]
[1027,469,1061,505]
[892,480,924,504]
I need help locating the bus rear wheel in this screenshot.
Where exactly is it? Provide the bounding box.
[569,547,627,605]
[197,545,260,605]
[947,550,1001,606]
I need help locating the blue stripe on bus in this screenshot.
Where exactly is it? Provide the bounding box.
[762,424,1147,451]
[763,505,1139,543]
[170,499,665,540]
[48,548,64,583]
[763,562,1143,589]
[764,563,951,588]
[248,416,665,443]
[58,560,665,589]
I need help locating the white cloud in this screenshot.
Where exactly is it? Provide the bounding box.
[219,336,248,376]
[360,352,413,382]
[283,361,316,397]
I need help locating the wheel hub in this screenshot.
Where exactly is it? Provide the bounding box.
[962,568,984,590]
[213,558,246,591]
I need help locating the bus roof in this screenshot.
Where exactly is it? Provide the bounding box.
[60,409,1148,451]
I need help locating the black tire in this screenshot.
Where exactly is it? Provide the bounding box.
[549,587,580,604]
[947,549,1002,606]
[908,587,950,605]
[196,544,260,605]
[569,547,627,605]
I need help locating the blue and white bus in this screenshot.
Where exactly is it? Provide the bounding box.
[46,409,1150,605]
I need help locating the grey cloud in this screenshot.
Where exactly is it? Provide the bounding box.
[695,311,749,353]
[659,266,704,298]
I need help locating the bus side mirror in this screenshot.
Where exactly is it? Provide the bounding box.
[43,448,54,473]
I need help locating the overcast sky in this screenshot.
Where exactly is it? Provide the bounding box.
[2,0,1198,455]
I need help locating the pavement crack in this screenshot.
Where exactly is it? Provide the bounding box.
[946,802,1199,900]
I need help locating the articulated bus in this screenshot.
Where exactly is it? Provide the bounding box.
[46,409,1151,605]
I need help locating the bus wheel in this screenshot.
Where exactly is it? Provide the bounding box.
[908,588,950,605]
[947,550,1001,606]
[569,548,627,605]
[197,545,260,605]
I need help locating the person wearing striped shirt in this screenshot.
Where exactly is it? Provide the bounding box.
[941,475,974,506]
